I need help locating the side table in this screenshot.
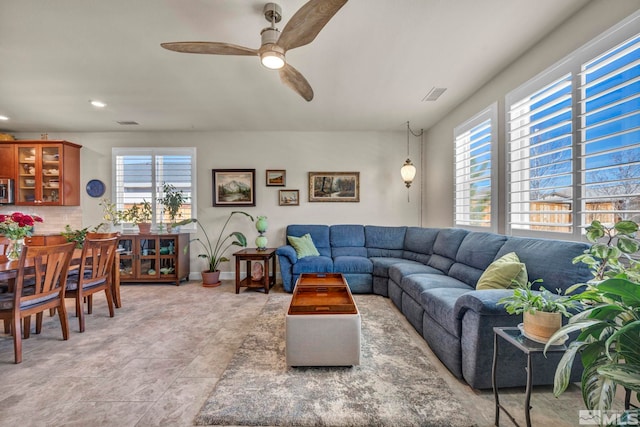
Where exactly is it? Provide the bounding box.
[492,326,568,427]
[233,248,277,294]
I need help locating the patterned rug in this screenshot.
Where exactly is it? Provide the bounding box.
[195,294,475,426]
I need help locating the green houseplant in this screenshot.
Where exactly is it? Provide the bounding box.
[158,183,188,231]
[499,279,577,342]
[120,200,153,233]
[174,211,254,286]
[545,219,640,417]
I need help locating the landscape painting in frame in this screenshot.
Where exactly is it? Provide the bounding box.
[212,169,256,207]
[266,170,286,186]
[279,189,299,206]
[308,172,360,202]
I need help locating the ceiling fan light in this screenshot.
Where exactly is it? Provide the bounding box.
[260,50,285,70]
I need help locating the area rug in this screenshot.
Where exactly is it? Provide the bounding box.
[195,294,475,426]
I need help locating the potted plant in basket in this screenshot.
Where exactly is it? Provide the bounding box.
[173,211,254,287]
[545,219,640,417]
[499,279,577,343]
[158,183,188,232]
[120,200,153,233]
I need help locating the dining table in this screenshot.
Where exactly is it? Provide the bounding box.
[0,248,122,308]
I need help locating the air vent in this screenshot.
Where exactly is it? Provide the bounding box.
[422,87,447,102]
[116,120,139,126]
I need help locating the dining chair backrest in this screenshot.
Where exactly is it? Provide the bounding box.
[85,232,120,239]
[14,242,75,305]
[78,236,119,284]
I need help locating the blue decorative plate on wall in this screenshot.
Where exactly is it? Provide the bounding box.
[86,179,106,197]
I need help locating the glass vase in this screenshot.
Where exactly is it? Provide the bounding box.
[7,238,24,261]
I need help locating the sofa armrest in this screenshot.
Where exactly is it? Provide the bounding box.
[454,289,515,318]
[276,245,298,264]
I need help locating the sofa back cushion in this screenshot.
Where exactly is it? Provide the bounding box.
[365,226,406,258]
[496,236,592,293]
[427,228,469,274]
[286,225,331,257]
[330,224,367,257]
[447,232,508,287]
[403,227,439,264]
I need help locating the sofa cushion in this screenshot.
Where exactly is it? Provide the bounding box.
[286,225,331,257]
[401,273,472,304]
[287,233,320,259]
[427,228,469,274]
[330,225,367,257]
[365,226,406,258]
[455,232,507,270]
[291,256,333,274]
[421,287,475,339]
[476,252,528,290]
[495,237,591,292]
[333,256,373,274]
[389,262,443,285]
[403,227,439,264]
[370,257,408,278]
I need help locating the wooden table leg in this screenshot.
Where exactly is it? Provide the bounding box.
[235,256,241,294]
[264,258,270,294]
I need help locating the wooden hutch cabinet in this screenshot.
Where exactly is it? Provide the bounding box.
[117,233,190,286]
[9,140,81,206]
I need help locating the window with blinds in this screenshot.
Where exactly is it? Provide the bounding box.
[506,12,639,237]
[580,34,640,225]
[454,105,496,230]
[112,148,196,228]
[507,74,574,233]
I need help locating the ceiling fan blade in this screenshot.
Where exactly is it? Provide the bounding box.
[279,64,314,101]
[161,42,257,56]
[277,0,348,51]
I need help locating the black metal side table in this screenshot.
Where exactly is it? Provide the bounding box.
[492,326,568,427]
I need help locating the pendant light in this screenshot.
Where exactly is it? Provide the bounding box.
[401,121,423,190]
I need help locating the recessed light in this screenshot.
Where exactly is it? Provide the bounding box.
[90,100,107,108]
[0,115,8,121]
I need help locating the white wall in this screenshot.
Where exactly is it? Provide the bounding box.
[422,0,640,231]
[12,130,421,277]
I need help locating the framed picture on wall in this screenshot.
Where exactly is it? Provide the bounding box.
[212,169,256,207]
[266,169,286,186]
[279,189,299,206]
[308,172,360,202]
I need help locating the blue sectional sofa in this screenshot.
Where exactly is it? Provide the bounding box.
[276,224,591,389]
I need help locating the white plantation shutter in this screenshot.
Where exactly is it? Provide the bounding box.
[454,104,497,230]
[113,148,196,228]
[579,34,640,225]
[507,74,574,234]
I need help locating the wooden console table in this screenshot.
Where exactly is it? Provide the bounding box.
[233,248,276,294]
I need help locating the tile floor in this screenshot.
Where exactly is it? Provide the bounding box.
[0,280,628,426]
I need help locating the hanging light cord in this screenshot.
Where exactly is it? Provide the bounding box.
[405,121,424,203]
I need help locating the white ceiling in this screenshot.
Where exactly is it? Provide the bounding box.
[0,0,591,133]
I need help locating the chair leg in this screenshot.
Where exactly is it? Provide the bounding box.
[75,294,85,333]
[23,316,31,339]
[87,295,93,315]
[57,301,70,341]
[105,288,115,318]
[49,308,56,317]
[35,312,43,334]
[12,312,22,364]
[3,319,9,334]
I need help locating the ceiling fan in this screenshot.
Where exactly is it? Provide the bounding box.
[161,0,348,102]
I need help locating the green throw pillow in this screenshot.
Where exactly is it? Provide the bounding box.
[476,252,528,290]
[287,233,320,259]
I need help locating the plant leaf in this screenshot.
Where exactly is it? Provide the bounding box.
[582,354,617,411]
[614,220,639,235]
[618,236,640,254]
[597,278,640,305]
[597,364,640,393]
[553,341,583,396]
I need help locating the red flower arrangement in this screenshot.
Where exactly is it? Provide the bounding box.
[0,212,43,240]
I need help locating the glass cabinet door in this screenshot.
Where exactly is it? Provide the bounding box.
[41,146,61,203]
[139,237,158,277]
[159,237,177,278]
[118,237,135,280]
[17,146,37,204]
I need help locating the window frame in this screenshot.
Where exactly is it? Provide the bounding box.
[111,147,197,232]
[453,103,498,232]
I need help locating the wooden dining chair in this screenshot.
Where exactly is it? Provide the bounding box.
[0,242,75,363]
[86,232,122,308]
[65,235,119,332]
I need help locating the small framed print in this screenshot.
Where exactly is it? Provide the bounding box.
[266,169,286,186]
[279,189,299,206]
[212,169,256,207]
[308,172,360,202]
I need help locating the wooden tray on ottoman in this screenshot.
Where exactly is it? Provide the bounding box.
[288,273,357,315]
[286,273,361,366]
